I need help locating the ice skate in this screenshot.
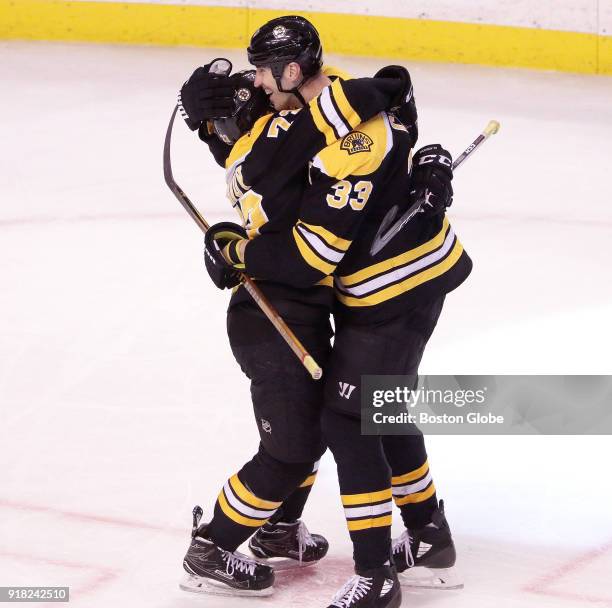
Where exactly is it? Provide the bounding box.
[248,519,329,570]
[179,506,274,596]
[392,500,463,590]
[327,565,401,608]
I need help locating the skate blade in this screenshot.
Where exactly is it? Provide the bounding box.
[179,574,274,597]
[248,547,321,571]
[398,566,464,590]
[254,556,320,571]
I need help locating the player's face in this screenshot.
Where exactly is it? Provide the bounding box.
[254,66,297,111]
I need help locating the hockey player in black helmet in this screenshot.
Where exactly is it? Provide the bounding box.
[247,15,323,107]
[210,69,272,145]
[180,62,333,597]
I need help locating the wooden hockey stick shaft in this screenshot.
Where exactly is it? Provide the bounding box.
[163,105,323,380]
[370,120,500,256]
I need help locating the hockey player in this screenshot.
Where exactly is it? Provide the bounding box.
[177,65,418,598]
[200,16,470,607]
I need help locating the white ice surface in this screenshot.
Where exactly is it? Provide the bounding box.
[1,42,612,608]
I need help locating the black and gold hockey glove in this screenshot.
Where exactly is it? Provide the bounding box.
[204,222,248,290]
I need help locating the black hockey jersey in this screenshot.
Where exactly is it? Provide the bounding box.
[217,72,408,321]
[243,92,472,323]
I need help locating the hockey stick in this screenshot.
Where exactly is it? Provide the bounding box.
[370,120,500,255]
[163,105,323,380]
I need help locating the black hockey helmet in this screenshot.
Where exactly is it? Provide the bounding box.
[211,70,272,145]
[247,15,323,91]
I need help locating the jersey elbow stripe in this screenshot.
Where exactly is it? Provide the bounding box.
[293,223,350,275]
[393,482,436,506]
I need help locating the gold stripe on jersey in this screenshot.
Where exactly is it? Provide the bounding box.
[391,460,430,485]
[310,78,361,147]
[299,222,352,252]
[394,482,437,506]
[293,221,352,275]
[311,113,392,179]
[316,276,334,287]
[225,112,274,171]
[335,225,465,307]
[342,218,451,285]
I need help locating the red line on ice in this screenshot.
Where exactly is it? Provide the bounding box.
[0,498,184,535]
[0,550,120,599]
[523,539,612,605]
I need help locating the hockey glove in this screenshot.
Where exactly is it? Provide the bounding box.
[410,144,453,217]
[374,65,418,147]
[204,222,248,290]
[178,59,235,131]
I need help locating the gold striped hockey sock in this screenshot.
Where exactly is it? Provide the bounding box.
[207,473,282,551]
[392,459,438,529]
[341,487,393,569]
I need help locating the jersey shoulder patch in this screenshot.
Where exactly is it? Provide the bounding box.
[311,112,393,179]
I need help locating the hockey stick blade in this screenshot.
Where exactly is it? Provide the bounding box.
[370,120,500,256]
[162,105,323,380]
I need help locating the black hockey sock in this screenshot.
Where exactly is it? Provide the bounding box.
[269,459,320,524]
[322,407,392,570]
[206,444,314,551]
[382,433,438,529]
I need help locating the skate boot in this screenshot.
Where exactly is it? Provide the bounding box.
[248,519,329,570]
[392,500,463,590]
[179,506,274,596]
[327,565,401,608]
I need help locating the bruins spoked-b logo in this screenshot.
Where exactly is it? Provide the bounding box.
[341,131,373,155]
[236,87,251,102]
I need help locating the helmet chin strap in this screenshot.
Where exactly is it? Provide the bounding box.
[271,64,311,108]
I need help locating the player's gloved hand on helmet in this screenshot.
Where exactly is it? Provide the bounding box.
[178,61,235,131]
[374,65,418,147]
[204,222,248,290]
[409,144,453,217]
